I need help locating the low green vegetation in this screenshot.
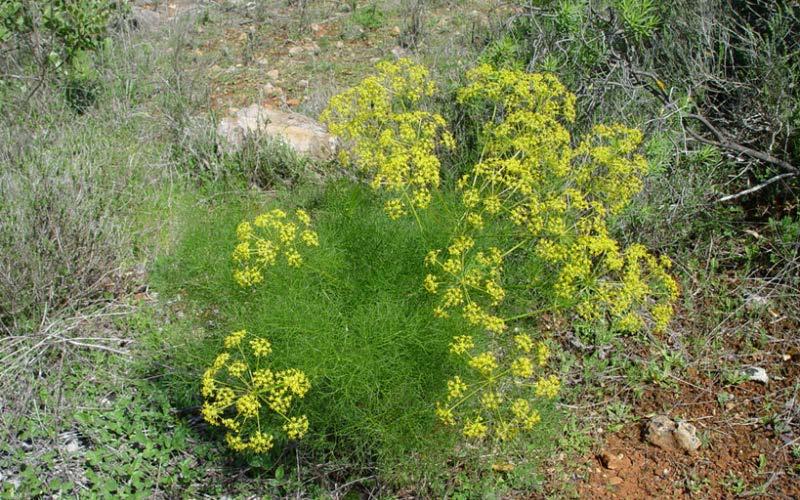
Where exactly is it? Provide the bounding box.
[151,182,561,489]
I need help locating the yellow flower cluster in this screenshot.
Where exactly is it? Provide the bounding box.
[232,209,319,287]
[423,243,507,333]
[451,64,678,334]
[436,331,555,441]
[320,58,455,220]
[575,243,679,333]
[201,329,311,454]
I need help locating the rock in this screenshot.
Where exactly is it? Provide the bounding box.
[335,41,345,49]
[744,292,770,311]
[288,42,320,56]
[266,69,279,80]
[297,79,309,88]
[674,421,701,453]
[645,415,679,451]
[217,104,337,162]
[262,83,283,97]
[645,415,701,454]
[599,451,630,470]
[129,6,162,29]
[310,23,327,38]
[608,476,624,486]
[740,366,769,384]
[391,46,410,59]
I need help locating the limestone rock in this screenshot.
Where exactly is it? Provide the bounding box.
[645,415,679,451]
[645,415,701,454]
[217,104,337,162]
[674,421,701,453]
[129,6,162,29]
[740,366,769,384]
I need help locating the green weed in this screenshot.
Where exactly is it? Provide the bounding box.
[152,182,564,486]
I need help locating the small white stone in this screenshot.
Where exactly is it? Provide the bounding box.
[741,366,769,384]
[64,440,81,453]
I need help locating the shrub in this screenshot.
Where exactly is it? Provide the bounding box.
[160,60,676,483]
[0,30,172,332]
[0,0,122,110]
[0,157,131,332]
[503,0,799,203]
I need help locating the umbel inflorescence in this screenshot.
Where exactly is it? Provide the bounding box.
[204,58,678,453]
[320,58,455,221]
[232,208,319,287]
[202,329,310,453]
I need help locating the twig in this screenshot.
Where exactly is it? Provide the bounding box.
[718,172,798,202]
[683,114,799,174]
[611,52,800,197]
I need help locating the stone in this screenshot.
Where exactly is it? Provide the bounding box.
[599,451,630,470]
[645,415,702,454]
[266,69,279,80]
[391,46,410,59]
[740,366,769,384]
[262,82,283,97]
[129,6,162,30]
[288,42,320,56]
[297,79,309,88]
[608,476,624,486]
[674,421,701,453]
[645,415,679,451]
[744,292,770,311]
[217,104,337,162]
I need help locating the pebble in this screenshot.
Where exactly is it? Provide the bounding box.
[600,451,631,470]
[740,366,769,384]
[674,421,701,453]
[645,415,701,454]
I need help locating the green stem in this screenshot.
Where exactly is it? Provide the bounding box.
[503,308,549,323]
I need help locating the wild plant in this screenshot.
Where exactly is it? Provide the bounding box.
[203,58,677,451]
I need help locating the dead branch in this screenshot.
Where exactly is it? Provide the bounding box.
[718,172,799,202]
